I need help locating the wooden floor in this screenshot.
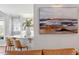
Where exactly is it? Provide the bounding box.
[0,46,5,55]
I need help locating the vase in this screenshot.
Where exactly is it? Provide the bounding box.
[26,27,31,38]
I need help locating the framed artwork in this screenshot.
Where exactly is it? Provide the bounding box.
[39,7,78,34]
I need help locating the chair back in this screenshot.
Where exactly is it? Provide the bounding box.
[6,38,14,46]
[15,40,22,48]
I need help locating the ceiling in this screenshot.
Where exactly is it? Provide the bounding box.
[0,4,33,17]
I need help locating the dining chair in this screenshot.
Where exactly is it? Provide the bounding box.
[14,39,28,51]
[5,38,15,52]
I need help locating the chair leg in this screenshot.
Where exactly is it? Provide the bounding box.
[8,46,11,51]
[12,46,15,51]
[5,46,7,53]
[8,47,9,51]
[9,47,11,51]
[20,48,22,51]
[26,47,28,50]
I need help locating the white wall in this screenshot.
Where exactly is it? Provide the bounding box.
[0,4,33,16]
[5,16,12,37]
[40,7,77,19]
[33,4,79,50]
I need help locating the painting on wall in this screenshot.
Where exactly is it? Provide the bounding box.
[39,7,78,34]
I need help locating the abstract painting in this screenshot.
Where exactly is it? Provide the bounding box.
[39,7,78,34]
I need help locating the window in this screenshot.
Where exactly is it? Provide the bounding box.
[0,20,4,40]
[11,16,21,36]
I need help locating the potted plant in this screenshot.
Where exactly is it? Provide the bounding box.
[22,18,32,38]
